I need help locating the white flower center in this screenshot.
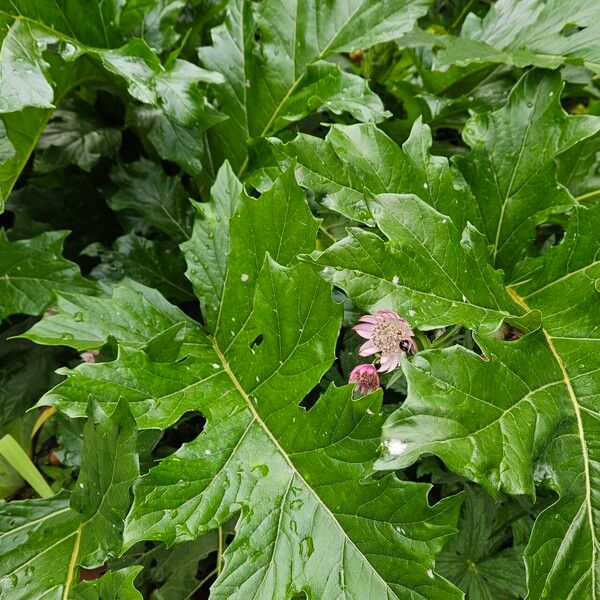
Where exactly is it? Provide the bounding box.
[372,320,412,356]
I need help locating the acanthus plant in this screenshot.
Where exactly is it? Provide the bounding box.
[0,1,598,599]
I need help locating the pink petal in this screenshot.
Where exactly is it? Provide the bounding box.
[359,340,379,356]
[376,309,401,322]
[353,323,375,338]
[378,353,400,373]
[359,315,379,324]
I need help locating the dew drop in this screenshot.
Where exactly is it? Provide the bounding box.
[73,311,84,322]
[241,273,249,282]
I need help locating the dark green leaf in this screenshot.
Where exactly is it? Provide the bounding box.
[0,230,95,321]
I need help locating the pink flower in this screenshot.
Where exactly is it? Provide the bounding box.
[348,364,380,396]
[354,310,416,373]
[80,350,100,363]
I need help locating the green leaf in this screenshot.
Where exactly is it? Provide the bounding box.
[0,230,95,321]
[403,0,600,73]
[37,339,233,429]
[84,234,194,302]
[378,204,600,598]
[0,3,222,208]
[0,492,82,598]
[199,0,430,174]
[377,332,565,495]
[71,400,139,567]
[22,279,200,351]
[437,486,528,600]
[34,101,122,173]
[0,19,54,112]
[278,117,477,227]
[454,70,600,273]
[109,158,192,242]
[308,193,534,334]
[557,136,600,204]
[184,165,320,336]
[0,399,139,597]
[123,260,462,598]
[70,567,143,600]
[180,161,246,328]
[126,106,207,178]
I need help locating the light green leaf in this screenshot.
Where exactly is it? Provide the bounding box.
[22,279,200,351]
[0,20,54,111]
[0,399,139,598]
[455,70,600,273]
[70,567,143,600]
[71,400,139,567]
[0,492,82,598]
[199,0,430,174]
[0,230,95,321]
[378,204,600,598]
[308,193,534,334]
[557,136,600,204]
[402,0,600,73]
[180,161,246,329]
[182,164,320,335]
[124,258,462,598]
[37,340,233,430]
[278,117,477,227]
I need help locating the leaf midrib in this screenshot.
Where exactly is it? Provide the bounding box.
[210,335,400,598]
[236,1,369,177]
[507,286,597,598]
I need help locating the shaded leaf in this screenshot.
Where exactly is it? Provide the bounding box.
[0,230,95,321]
[109,158,192,242]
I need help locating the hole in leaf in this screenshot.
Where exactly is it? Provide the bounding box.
[299,382,322,410]
[534,222,565,255]
[249,333,264,350]
[153,412,205,459]
[560,23,584,37]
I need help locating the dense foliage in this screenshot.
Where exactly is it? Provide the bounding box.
[0,1,599,598]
